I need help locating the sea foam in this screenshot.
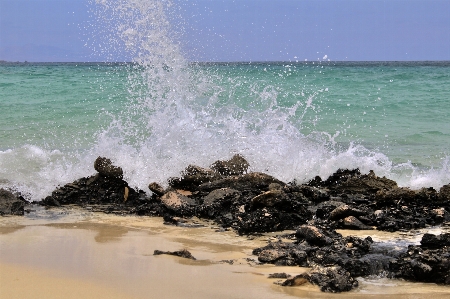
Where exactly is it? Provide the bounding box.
[1,0,448,201]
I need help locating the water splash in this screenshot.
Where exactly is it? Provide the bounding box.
[1,1,448,201]
[90,0,449,192]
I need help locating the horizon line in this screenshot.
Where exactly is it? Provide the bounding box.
[1,59,450,64]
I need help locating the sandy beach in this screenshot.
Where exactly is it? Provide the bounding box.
[1,206,449,299]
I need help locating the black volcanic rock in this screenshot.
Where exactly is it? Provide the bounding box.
[0,188,25,216]
[390,234,450,285]
[154,249,196,260]
[94,156,124,179]
[39,157,450,292]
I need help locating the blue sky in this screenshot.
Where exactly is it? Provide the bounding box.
[0,0,449,62]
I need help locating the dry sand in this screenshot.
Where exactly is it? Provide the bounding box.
[1,206,449,299]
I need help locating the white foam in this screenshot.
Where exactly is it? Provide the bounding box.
[2,0,448,201]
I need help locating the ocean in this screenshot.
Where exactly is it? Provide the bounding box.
[1,61,449,201]
[0,0,449,202]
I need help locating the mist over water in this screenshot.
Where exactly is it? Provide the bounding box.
[0,0,449,201]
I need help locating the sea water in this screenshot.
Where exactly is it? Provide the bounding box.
[0,0,449,201]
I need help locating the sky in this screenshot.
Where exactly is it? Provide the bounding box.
[0,0,449,62]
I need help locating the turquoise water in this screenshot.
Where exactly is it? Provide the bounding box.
[1,0,449,200]
[1,61,449,201]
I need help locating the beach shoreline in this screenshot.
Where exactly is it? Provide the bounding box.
[1,206,450,298]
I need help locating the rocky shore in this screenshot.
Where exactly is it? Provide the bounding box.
[2,155,449,292]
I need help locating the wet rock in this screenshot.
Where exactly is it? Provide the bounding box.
[431,208,448,222]
[210,154,249,176]
[318,168,361,188]
[168,165,220,191]
[439,184,450,201]
[202,188,240,205]
[420,233,450,248]
[199,172,285,193]
[162,215,205,228]
[252,240,311,266]
[389,233,450,284]
[313,200,345,219]
[268,273,292,279]
[153,249,196,260]
[296,225,333,246]
[415,187,439,201]
[341,216,373,230]
[296,185,330,203]
[251,190,287,207]
[329,204,366,221]
[94,156,123,179]
[344,253,395,277]
[306,266,359,292]
[390,242,450,285]
[375,187,416,203]
[268,183,283,191]
[41,172,143,212]
[257,248,288,263]
[332,171,397,195]
[0,188,25,216]
[148,182,165,196]
[160,191,196,211]
[281,274,309,286]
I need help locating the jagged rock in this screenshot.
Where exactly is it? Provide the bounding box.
[344,253,395,277]
[160,191,196,211]
[296,225,333,246]
[253,240,310,266]
[0,188,25,216]
[333,172,397,195]
[42,174,136,207]
[168,165,220,191]
[319,169,362,188]
[257,248,288,263]
[268,273,292,279]
[94,156,123,179]
[210,154,249,176]
[439,184,450,201]
[341,216,373,230]
[375,187,416,203]
[306,266,359,292]
[202,188,240,205]
[199,172,285,192]
[420,233,450,248]
[268,183,283,191]
[295,185,330,203]
[415,187,438,201]
[251,190,287,207]
[153,249,196,260]
[390,240,450,284]
[38,160,450,292]
[162,215,205,227]
[431,208,448,222]
[313,200,345,219]
[329,204,366,221]
[148,182,165,196]
[281,274,309,286]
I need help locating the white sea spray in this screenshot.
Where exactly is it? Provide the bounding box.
[0,1,448,201]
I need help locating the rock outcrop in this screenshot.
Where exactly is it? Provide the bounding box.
[39,157,450,292]
[0,188,26,216]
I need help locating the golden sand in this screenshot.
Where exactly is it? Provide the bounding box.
[0,206,449,299]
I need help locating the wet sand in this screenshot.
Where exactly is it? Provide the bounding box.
[1,206,449,299]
